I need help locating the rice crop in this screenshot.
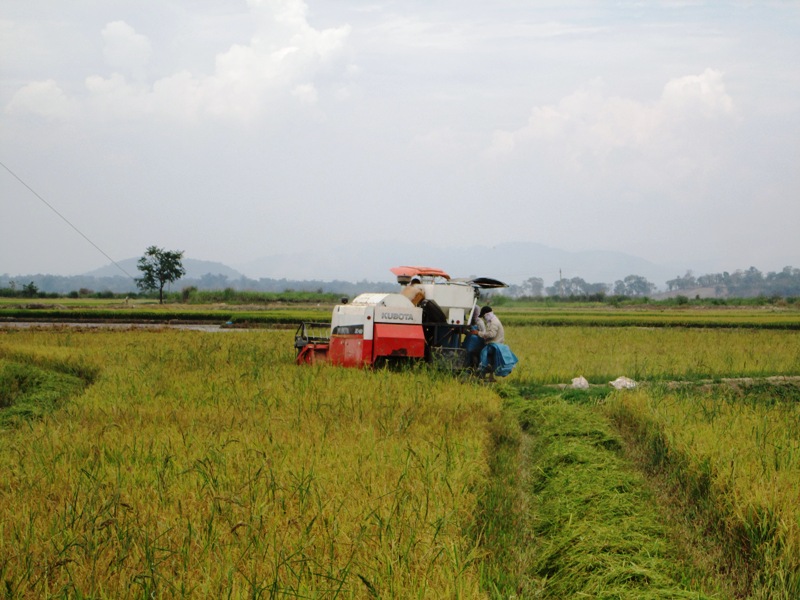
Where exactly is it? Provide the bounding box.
[0,328,501,598]
[0,307,330,326]
[500,307,800,329]
[4,319,800,599]
[489,322,800,598]
[0,358,88,426]
[604,384,800,598]
[505,326,800,385]
[495,390,722,598]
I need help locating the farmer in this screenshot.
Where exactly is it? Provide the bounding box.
[474,306,517,380]
[464,308,487,368]
[475,306,504,344]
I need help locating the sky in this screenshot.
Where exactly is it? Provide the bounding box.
[2,0,799,279]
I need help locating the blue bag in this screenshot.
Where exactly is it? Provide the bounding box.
[479,343,519,377]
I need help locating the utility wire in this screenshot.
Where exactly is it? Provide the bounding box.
[1,160,135,280]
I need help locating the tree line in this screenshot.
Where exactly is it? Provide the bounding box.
[4,246,799,301]
[664,267,800,298]
[503,274,657,298]
[1,246,388,299]
[502,266,800,299]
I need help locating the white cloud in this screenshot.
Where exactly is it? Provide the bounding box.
[485,70,736,193]
[486,81,657,161]
[660,68,734,118]
[149,70,203,119]
[101,21,153,77]
[292,83,318,104]
[174,7,348,120]
[84,73,149,118]
[5,1,350,123]
[5,79,75,118]
[177,0,350,119]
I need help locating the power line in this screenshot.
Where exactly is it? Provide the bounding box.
[1,160,135,280]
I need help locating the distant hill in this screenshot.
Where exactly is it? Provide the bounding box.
[7,245,797,296]
[236,241,678,288]
[86,258,243,280]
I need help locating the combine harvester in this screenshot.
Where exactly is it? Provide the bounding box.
[294,266,506,371]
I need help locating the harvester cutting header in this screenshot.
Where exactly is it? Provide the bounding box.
[294,266,512,373]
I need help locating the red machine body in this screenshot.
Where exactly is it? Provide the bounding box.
[294,266,506,369]
[295,292,426,367]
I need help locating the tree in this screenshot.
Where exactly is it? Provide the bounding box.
[613,274,656,297]
[546,277,608,297]
[666,271,696,292]
[521,277,545,297]
[504,276,545,299]
[136,246,186,303]
[766,267,800,297]
[21,281,39,298]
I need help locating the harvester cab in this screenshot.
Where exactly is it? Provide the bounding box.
[294,266,507,370]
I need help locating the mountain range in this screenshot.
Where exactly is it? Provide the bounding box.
[234,241,681,287]
[87,258,243,280]
[79,241,682,287]
[3,241,772,295]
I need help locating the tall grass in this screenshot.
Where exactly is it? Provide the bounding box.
[604,384,800,598]
[0,359,88,425]
[0,329,501,598]
[499,308,800,329]
[493,324,800,597]
[505,326,800,385]
[5,322,800,598]
[476,386,724,599]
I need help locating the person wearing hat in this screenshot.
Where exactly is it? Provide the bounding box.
[472,306,507,380]
[476,306,504,345]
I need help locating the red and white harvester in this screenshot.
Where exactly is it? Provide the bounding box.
[294,266,506,369]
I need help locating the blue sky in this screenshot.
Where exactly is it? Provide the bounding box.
[2,1,798,278]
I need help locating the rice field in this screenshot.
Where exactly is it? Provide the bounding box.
[0,328,501,598]
[603,383,800,598]
[2,319,800,598]
[505,326,800,384]
[500,307,800,329]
